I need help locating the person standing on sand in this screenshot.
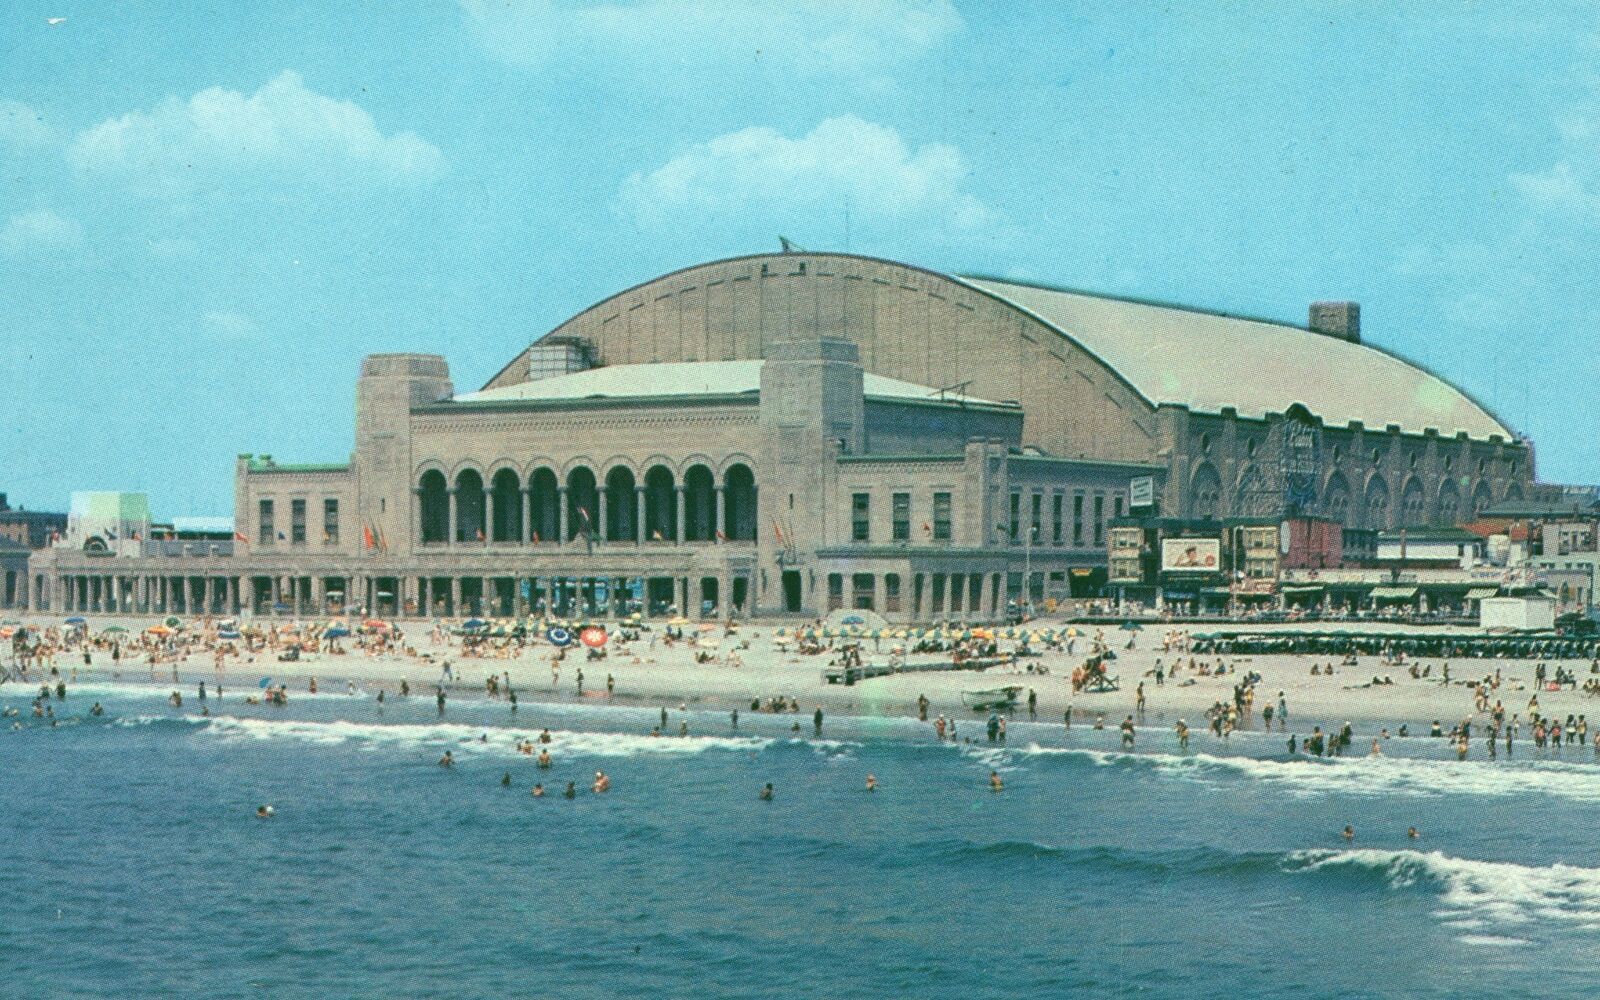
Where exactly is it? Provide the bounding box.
[1176,719,1189,751]
[918,694,929,721]
[813,706,823,736]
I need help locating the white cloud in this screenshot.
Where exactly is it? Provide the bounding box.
[1,209,82,255]
[0,99,57,148]
[460,0,960,79]
[202,310,258,339]
[616,115,994,231]
[66,71,445,196]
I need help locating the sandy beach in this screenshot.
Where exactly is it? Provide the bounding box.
[11,614,1600,738]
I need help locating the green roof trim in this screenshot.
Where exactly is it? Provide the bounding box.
[837,454,965,464]
[247,461,350,474]
[1007,454,1166,472]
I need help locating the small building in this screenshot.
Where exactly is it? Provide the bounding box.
[0,492,68,550]
[1481,594,1556,632]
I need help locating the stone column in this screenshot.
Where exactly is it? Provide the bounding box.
[720,572,733,619]
[676,487,687,542]
[598,489,609,544]
[450,577,461,617]
[873,573,885,614]
[313,576,326,615]
[635,487,646,542]
[415,488,427,546]
[558,488,570,542]
[447,489,458,547]
[486,490,498,544]
[715,487,726,540]
[521,489,533,545]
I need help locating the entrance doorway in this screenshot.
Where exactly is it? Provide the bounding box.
[782,570,802,613]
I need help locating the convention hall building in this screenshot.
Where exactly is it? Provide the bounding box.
[23,251,1533,622]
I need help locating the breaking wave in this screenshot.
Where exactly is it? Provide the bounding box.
[1011,743,1600,803]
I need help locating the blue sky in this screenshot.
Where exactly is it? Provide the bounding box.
[3,2,1597,516]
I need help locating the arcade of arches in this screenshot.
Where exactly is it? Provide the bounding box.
[417,462,757,546]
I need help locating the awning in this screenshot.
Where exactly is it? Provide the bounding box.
[1369,586,1418,600]
[1465,587,1499,601]
[1281,585,1324,594]
[1201,587,1234,595]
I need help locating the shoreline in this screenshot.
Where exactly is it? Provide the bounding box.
[11,617,1600,739]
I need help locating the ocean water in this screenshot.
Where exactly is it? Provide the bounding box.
[4,684,1599,999]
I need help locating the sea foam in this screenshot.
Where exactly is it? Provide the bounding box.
[1015,743,1600,803]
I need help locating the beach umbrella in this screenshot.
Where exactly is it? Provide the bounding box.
[698,622,718,631]
[364,619,389,630]
[0,627,13,639]
[1120,621,1143,631]
[164,616,182,628]
[258,676,273,689]
[462,618,488,630]
[841,614,866,626]
[667,617,691,626]
[218,630,241,640]
[1,619,20,627]
[64,616,86,625]
[323,626,351,639]
[146,625,174,636]
[102,625,128,634]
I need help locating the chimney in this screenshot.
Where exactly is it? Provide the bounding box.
[1309,301,1360,343]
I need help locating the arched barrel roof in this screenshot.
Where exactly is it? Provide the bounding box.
[482,252,1512,446]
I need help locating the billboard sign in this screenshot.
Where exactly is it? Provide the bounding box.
[1130,476,1155,509]
[1161,538,1220,573]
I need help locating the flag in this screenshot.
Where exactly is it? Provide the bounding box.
[922,522,932,536]
[377,528,388,553]
[234,531,248,544]
[772,518,786,546]
[363,525,376,550]
[715,530,727,543]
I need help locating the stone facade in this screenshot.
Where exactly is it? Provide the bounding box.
[25,251,1533,622]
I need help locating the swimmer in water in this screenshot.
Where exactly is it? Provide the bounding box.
[865,774,877,792]
[592,771,610,793]
[1408,826,1420,839]
[439,750,454,767]
[532,783,545,797]
[564,781,577,799]
[89,702,103,717]
[257,805,274,819]
[989,770,1004,792]
[537,749,552,769]
[759,783,774,801]
[502,772,512,787]
[1342,825,1355,841]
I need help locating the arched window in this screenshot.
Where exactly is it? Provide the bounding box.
[1472,480,1493,519]
[1190,462,1222,520]
[454,469,485,543]
[1363,475,1390,530]
[528,469,559,542]
[644,466,676,541]
[605,467,637,542]
[418,470,448,543]
[1401,477,1426,528]
[491,469,522,543]
[1324,472,1352,527]
[1435,480,1460,527]
[566,467,598,540]
[724,464,757,541]
[683,465,715,541]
